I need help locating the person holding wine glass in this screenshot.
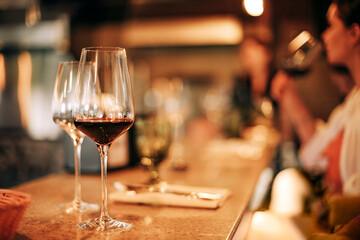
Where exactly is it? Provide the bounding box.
[269,0,360,234]
[270,1,360,195]
[51,61,99,214]
[74,47,135,232]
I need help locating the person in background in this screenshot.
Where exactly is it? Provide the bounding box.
[270,0,360,237]
[228,36,278,138]
[239,36,274,107]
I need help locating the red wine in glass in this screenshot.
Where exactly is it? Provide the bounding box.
[74,47,135,232]
[74,118,134,145]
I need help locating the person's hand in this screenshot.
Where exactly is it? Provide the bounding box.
[270,71,297,103]
[271,71,316,144]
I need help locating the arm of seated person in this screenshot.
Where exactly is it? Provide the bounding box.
[271,71,317,145]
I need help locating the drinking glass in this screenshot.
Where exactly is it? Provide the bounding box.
[281,31,322,76]
[74,47,135,232]
[51,61,99,213]
[135,115,171,185]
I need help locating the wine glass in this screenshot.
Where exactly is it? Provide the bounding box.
[74,47,135,232]
[51,61,99,213]
[135,114,171,185]
[281,30,322,76]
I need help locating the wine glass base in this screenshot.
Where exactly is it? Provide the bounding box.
[144,179,167,187]
[78,217,132,232]
[57,201,100,214]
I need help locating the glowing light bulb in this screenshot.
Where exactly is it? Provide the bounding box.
[243,0,264,17]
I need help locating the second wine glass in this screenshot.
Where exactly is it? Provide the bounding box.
[51,61,99,214]
[135,114,171,185]
[74,47,135,232]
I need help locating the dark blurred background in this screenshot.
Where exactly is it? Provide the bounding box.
[0,0,341,187]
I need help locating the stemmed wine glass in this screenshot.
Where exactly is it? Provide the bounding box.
[281,30,322,76]
[135,114,171,185]
[74,47,135,232]
[51,61,99,213]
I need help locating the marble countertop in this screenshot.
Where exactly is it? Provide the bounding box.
[12,138,273,240]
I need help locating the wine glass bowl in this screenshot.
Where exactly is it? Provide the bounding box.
[281,31,322,76]
[51,61,99,214]
[135,115,172,185]
[74,47,135,232]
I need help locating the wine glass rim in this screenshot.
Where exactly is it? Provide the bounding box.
[82,47,126,52]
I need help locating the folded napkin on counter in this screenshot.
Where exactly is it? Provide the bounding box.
[109,183,231,209]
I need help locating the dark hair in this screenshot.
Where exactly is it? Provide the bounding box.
[333,0,360,27]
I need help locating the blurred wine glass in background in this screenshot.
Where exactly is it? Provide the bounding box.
[140,77,190,170]
[135,114,172,184]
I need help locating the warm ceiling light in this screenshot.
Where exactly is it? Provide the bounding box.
[243,0,264,17]
[0,54,5,93]
[96,16,243,48]
[17,51,32,130]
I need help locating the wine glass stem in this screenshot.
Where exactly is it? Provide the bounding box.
[73,137,84,209]
[98,144,111,221]
[149,163,159,184]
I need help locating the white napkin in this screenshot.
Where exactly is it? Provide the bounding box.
[109,183,231,209]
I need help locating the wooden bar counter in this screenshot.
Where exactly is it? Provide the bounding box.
[12,135,277,240]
